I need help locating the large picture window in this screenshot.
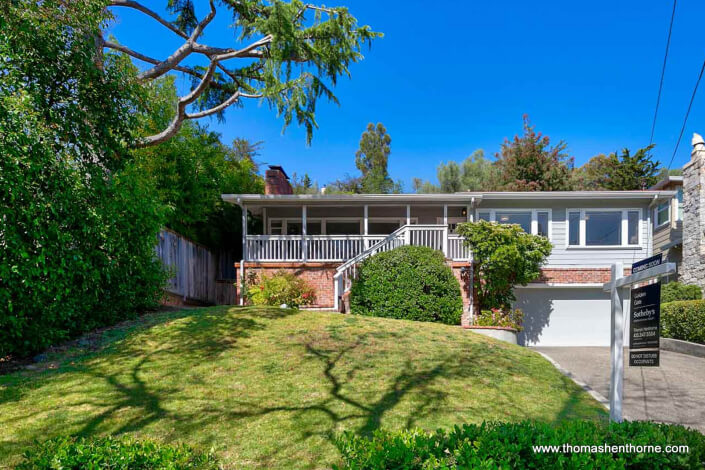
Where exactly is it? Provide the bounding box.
[585,211,621,246]
[567,209,641,247]
[474,209,552,239]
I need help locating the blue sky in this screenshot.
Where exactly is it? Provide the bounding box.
[109,0,705,190]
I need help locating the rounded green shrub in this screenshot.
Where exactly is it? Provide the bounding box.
[662,300,705,344]
[335,420,705,469]
[349,246,463,324]
[661,282,702,304]
[17,435,220,469]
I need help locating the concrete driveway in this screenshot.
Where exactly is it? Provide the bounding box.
[534,347,705,433]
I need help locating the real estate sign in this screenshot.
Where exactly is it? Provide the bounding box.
[628,255,662,367]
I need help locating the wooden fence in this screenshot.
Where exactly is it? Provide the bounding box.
[155,229,237,305]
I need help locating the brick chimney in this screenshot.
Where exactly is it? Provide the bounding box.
[265,165,293,195]
[680,133,705,289]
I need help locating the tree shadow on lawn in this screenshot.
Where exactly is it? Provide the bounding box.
[1,310,604,468]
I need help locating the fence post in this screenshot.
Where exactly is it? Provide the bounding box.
[442,227,449,258]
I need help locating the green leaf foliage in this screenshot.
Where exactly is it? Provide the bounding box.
[17,435,219,469]
[335,420,705,469]
[0,0,166,357]
[661,282,703,304]
[133,77,264,252]
[161,0,381,143]
[349,246,463,325]
[248,270,317,308]
[661,300,705,345]
[456,221,552,310]
[355,123,400,194]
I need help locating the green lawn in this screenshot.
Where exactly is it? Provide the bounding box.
[0,307,606,468]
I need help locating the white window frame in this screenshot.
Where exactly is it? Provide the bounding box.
[675,188,683,222]
[566,208,643,249]
[653,202,670,230]
[473,209,553,240]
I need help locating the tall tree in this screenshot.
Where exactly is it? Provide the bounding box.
[292,172,319,194]
[413,177,440,194]
[602,145,659,190]
[437,161,462,192]
[572,153,613,190]
[355,122,398,193]
[495,115,574,191]
[102,0,380,146]
[460,149,497,191]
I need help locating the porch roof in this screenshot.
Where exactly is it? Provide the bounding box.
[222,190,676,206]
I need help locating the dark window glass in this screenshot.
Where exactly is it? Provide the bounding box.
[496,211,531,233]
[478,212,490,221]
[628,211,639,245]
[537,212,549,237]
[326,221,360,235]
[368,221,400,235]
[568,211,580,245]
[585,211,621,246]
[287,222,302,235]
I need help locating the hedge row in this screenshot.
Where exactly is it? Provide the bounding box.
[17,436,219,469]
[335,420,705,469]
[662,300,705,345]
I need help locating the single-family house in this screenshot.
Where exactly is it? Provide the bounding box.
[224,165,678,347]
[650,175,683,272]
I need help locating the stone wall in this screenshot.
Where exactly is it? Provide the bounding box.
[680,134,705,290]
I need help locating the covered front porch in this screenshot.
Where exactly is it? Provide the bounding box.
[231,195,478,263]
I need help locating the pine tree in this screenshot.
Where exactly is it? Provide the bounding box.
[602,145,659,190]
[355,122,396,193]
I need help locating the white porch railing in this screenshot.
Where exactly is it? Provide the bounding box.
[246,235,386,262]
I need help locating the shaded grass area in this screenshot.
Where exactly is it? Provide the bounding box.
[0,307,606,468]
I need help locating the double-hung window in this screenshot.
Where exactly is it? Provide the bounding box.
[475,209,552,238]
[567,209,641,247]
[654,202,670,229]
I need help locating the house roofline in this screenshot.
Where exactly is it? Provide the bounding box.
[649,176,683,190]
[223,190,676,205]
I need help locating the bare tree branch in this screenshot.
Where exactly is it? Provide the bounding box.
[186,91,261,119]
[109,0,188,39]
[136,0,216,81]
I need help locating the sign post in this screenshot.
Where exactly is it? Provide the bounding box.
[602,255,675,423]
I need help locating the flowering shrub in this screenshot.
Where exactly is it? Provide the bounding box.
[474,308,524,331]
[248,271,316,308]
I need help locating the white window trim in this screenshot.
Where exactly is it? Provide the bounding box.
[474,209,553,240]
[653,202,670,230]
[566,208,643,249]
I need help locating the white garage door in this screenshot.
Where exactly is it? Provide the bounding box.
[514,287,614,346]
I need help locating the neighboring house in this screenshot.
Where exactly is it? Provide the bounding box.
[649,175,683,272]
[223,166,676,347]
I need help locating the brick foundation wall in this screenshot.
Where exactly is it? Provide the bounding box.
[237,262,338,308]
[534,267,630,284]
[235,263,627,317]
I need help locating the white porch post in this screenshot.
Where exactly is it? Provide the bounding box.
[302,205,308,262]
[406,204,411,225]
[609,262,624,423]
[467,203,472,222]
[242,204,248,261]
[364,205,369,235]
[442,204,449,256]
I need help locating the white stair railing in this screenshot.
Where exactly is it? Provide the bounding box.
[333,224,453,311]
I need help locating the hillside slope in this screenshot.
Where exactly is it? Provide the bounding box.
[0,307,606,468]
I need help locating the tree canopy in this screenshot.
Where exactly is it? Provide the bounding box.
[354,122,400,193]
[103,0,380,146]
[495,115,574,191]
